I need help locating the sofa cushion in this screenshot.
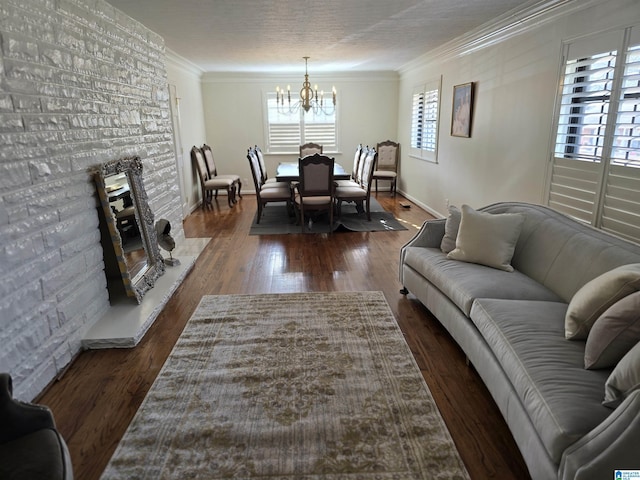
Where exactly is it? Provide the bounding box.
[603,340,640,408]
[469,299,612,463]
[565,263,640,341]
[447,204,524,272]
[585,291,640,369]
[403,246,562,315]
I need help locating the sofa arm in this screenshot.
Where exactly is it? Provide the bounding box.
[0,373,55,444]
[402,218,446,250]
[559,390,640,480]
[399,219,446,286]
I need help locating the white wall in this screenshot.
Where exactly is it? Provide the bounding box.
[200,72,399,192]
[166,55,206,213]
[397,0,640,218]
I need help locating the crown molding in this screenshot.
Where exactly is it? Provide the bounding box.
[399,0,602,73]
[165,48,205,77]
[200,71,399,84]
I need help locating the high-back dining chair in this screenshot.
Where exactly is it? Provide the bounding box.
[254,145,280,188]
[335,147,377,221]
[336,144,363,188]
[299,142,323,158]
[191,146,236,208]
[201,144,242,200]
[294,153,335,232]
[247,147,292,223]
[372,140,400,196]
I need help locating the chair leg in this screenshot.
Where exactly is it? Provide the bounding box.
[375,178,378,194]
[236,180,242,198]
[227,186,234,207]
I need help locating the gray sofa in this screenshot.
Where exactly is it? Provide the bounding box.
[399,202,640,480]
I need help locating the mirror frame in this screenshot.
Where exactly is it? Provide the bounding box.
[94,156,165,304]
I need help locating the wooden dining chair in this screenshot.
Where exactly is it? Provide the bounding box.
[336,144,363,188]
[247,147,292,223]
[191,146,236,208]
[294,153,335,232]
[335,147,377,221]
[254,145,281,189]
[201,144,242,201]
[372,140,400,196]
[299,142,323,158]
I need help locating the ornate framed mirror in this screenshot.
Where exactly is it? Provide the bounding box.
[94,156,165,304]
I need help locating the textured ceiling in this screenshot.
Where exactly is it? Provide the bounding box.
[107,0,536,72]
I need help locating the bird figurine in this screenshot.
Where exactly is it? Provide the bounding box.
[155,219,180,266]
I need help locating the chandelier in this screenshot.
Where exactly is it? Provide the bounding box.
[275,57,336,115]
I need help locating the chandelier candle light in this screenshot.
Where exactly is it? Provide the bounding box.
[276,56,336,115]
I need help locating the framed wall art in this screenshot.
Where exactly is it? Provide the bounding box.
[451,82,474,138]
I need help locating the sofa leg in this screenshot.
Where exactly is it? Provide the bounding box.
[400,287,409,295]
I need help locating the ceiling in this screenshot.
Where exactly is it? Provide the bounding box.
[107,0,537,73]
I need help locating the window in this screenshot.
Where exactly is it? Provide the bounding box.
[410,77,441,162]
[265,92,337,154]
[548,26,640,243]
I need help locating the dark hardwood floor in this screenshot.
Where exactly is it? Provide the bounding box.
[38,192,531,480]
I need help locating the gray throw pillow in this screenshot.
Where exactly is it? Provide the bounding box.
[440,204,461,254]
[603,340,640,408]
[447,204,524,272]
[585,291,640,369]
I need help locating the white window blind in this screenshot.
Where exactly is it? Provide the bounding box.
[265,92,337,154]
[548,26,640,244]
[410,77,440,162]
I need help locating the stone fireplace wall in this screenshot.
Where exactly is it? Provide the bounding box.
[0,0,183,400]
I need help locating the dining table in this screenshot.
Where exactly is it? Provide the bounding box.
[275,162,350,183]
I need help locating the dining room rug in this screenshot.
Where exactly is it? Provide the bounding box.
[101,291,470,480]
[249,197,407,235]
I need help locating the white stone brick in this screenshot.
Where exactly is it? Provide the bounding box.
[0,0,181,400]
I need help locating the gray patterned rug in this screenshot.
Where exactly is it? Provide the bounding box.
[249,197,407,234]
[101,292,469,479]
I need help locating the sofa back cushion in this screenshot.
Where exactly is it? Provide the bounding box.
[481,203,640,302]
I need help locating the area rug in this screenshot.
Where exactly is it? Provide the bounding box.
[101,291,470,480]
[249,197,407,234]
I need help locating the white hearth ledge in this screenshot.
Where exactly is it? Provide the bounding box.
[82,238,208,349]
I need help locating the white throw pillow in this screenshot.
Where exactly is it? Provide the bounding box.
[603,340,640,408]
[447,204,524,272]
[565,263,640,341]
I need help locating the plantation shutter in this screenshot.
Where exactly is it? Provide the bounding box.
[601,36,640,242]
[410,89,425,156]
[410,77,440,162]
[548,26,640,243]
[265,92,337,154]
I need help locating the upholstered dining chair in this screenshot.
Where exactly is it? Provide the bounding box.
[254,145,281,189]
[335,144,363,188]
[299,142,323,158]
[247,147,293,223]
[335,147,377,221]
[191,146,236,208]
[372,140,400,196]
[294,153,335,232]
[201,144,242,200]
